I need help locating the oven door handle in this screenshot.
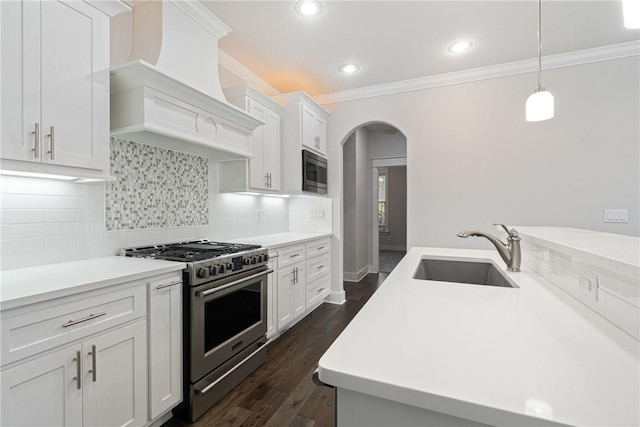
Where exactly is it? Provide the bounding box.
[196,269,273,298]
[194,341,268,396]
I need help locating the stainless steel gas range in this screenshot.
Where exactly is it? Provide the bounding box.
[121,239,271,422]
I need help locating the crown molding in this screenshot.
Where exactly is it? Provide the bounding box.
[169,0,231,39]
[218,49,283,100]
[314,41,640,106]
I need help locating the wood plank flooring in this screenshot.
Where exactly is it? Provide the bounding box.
[164,273,386,427]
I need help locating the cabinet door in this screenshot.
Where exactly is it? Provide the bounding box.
[148,277,182,419]
[262,108,281,191]
[293,264,306,318]
[277,267,294,330]
[40,0,109,169]
[301,104,316,152]
[248,99,267,189]
[266,259,277,339]
[0,0,41,162]
[82,320,147,427]
[314,115,327,156]
[0,344,83,427]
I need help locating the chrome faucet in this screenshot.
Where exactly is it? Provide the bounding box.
[457,224,521,272]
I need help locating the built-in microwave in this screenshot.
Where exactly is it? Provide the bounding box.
[302,149,327,194]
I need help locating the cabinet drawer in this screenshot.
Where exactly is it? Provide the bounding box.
[306,275,330,309]
[306,238,331,259]
[1,283,146,366]
[306,253,330,283]
[277,245,306,269]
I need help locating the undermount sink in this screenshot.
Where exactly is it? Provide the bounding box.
[413,258,518,288]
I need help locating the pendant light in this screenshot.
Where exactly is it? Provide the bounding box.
[526,0,554,122]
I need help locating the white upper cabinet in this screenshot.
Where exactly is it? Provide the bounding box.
[281,91,329,195]
[0,0,121,177]
[220,84,283,193]
[301,103,327,156]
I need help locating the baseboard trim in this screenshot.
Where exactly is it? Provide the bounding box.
[379,245,407,252]
[344,266,369,282]
[325,290,346,305]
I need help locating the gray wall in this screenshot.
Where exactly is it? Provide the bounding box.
[327,57,640,262]
[380,166,407,251]
[342,129,373,279]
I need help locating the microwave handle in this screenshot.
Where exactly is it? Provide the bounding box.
[196,269,273,298]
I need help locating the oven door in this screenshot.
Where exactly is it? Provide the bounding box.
[189,267,271,382]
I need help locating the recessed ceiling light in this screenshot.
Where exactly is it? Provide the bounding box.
[447,40,474,54]
[339,64,360,74]
[295,0,323,17]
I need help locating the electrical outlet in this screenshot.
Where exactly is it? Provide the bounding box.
[604,209,628,223]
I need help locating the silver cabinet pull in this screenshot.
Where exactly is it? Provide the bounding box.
[194,342,267,396]
[32,122,40,158]
[47,126,55,160]
[73,350,82,390]
[317,265,325,270]
[62,312,106,328]
[156,280,181,290]
[317,246,325,250]
[289,253,300,258]
[317,287,325,293]
[88,345,97,382]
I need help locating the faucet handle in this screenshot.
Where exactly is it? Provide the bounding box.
[493,224,519,237]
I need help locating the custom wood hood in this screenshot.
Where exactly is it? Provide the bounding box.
[109,0,262,159]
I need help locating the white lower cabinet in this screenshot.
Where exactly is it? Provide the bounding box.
[82,320,148,427]
[0,270,183,427]
[271,237,331,337]
[1,343,83,426]
[0,320,147,427]
[147,274,183,420]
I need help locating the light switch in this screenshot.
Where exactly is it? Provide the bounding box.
[604,209,628,223]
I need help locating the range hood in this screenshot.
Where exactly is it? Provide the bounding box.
[109,0,262,159]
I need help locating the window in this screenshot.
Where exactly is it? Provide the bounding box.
[378,168,388,232]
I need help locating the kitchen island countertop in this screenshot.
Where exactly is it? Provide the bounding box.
[318,247,639,427]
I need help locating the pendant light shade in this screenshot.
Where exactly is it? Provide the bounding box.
[526,89,554,122]
[526,0,554,122]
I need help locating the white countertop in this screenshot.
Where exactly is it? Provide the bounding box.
[0,257,185,310]
[232,232,331,250]
[318,247,640,427]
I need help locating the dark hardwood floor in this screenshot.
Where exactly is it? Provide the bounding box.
[165,273,386,427]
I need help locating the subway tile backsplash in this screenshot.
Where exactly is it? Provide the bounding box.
[0,138,302,271]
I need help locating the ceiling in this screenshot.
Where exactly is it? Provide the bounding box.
[202,1,639,97]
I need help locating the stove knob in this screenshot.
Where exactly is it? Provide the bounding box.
[263,253,269,262]
[197,267,209,278]
[243,258,250,265]
[251,256,257,264]
[209,265,218,276]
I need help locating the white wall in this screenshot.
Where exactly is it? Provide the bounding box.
[326,57,639,271]
[368,130,407,159]
[343,133,356,275]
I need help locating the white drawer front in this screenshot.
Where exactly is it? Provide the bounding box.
[306,253,330,283]
[306,275,330,309]
[277,245,306,269]
[306,238,331,259]
[1,283,146,366]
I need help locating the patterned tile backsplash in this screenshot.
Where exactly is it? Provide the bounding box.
[106,138,209,230]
